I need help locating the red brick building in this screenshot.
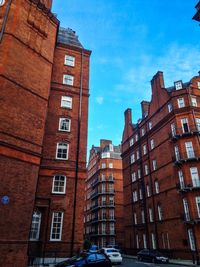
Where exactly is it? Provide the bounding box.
[84,140,124,249]
[122,71,200,262]
[0,1,91,266]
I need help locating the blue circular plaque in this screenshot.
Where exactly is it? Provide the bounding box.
[1,196,9,205]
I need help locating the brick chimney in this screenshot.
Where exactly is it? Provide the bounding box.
[141,101,150,118]
[151,71,165,89]
[124,108,132,126]
[100,139,112,149]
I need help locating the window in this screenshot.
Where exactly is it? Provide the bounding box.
[136,234,139,249]
[102,223,106,234]
[143,234,147,249]
[150,139,155,150]
[158,205,163,221]
[198,82,200,89]
[133,191,138,202]
[181,118,189,133]
[56,143,69,160]
[102,196,106,205]
[109,222,115,234]
[171,123,176,136]
[146,184,151,197]
[168,103,173,112]
[108,163,113,168]
[149,208,153,222]
[151,233,156,249]
[102,163,106,169]
[139,188,143,200]
[178,170,185,189]
[64,55,75,66]
[183,198,190,221]
[102,183,106,193]
[129,138,134,146]
[152,160,157,171]
[29,211,41,240]
[52,175,66,194]
[136,150,140,160]
[138,169,141,179]
[190,167,200,187]
[175,81,183,90]
[141,210,145,223]
[145,164,149,175]
[141,128,145,136]
[185,141,195,158]
[59,118,71,132]
[191,96,197,107]
[135,134,139,141]
[143,144,147,155]
[196,118,200,131]
[134,212,137,224]
[188,229,196,251]
[177,98,185,108]
[132,172,136,182]
[61,96,72,109]
[109,196,114,205]
[50,212,63,241]
[174,145,180,161]
[63,74,74,85]
[155,180,159,194]
[149,121,152,130]
[196,196,200,218]
[109,209,115,220]
[130,154,135,164]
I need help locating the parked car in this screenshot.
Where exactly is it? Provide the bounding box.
[101,248,122,264]
[55,252,112,267]
[137,249,169,263]
[89,245,99,253]
[106,245,121,253]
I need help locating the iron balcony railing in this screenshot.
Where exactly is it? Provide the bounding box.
[176,181,200,192]
[170,126,200,140]
[173,150,200,165]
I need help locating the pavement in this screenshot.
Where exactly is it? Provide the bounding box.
[123,254,199,266]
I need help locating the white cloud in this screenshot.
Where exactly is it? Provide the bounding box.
[96,96,104,105]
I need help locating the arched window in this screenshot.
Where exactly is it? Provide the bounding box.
[29,211,41,240]
[56,143,69,160]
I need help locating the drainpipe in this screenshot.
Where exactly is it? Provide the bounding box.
[70,49,84,257]
[0,0,12,43]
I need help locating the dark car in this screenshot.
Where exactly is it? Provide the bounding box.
[55,252,112,267]
[137,249,169,263]
[89,245,98,253]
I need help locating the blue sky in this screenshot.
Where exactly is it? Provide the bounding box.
[52,0,200,153]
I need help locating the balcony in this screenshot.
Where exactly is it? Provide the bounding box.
[180,213,195,225]
[91,190,115,200]
[176,182,200,192]
[90,231,116,236]
[170,126,200,141]
[173,150,200,165]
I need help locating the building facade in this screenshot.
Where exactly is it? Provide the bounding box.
[193,1,200,22]
[121,71,200,262]
[85,140,124,249]
[0,1,91,267]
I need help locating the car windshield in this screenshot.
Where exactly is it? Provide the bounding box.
[150,250,162,256]
[106,249,118,253]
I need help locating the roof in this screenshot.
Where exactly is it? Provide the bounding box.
[166,82,190,92]
[57,27,83,48]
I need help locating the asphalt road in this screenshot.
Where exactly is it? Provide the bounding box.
[121,257,187,267]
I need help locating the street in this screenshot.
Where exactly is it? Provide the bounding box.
[121,257,187,267]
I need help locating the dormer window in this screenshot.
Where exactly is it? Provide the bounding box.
[174,81,183,90]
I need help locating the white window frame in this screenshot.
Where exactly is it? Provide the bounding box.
[141,128,145,136]
[136,150,140,160]
[183,198,190,221]
[188,229,196,251]
[143,234,147,249]
[56,143,69,160]
[146,184,150,197]
[190,167,200,187]
[151,233,156,249]
[150,139,154,150]
[149,208,153,222]
[59,118,71,132]
[168,103,173,113]
[52,175,66,194]
[149,121,152,130]
[191,96,197,107]
[135,134,139,141]
[145,164,149,175]
[174,145,180,161]
[64,55,75,66]
[129,138,134,146]
[63,74,74,86]
[141,210,145,223]
[29,211,42,241]
[136,234,139,249]
[130,154,135,164]
[134,212,137,225]
[171,123,176,136]
[61,96,72,109]
[133,191,138,202]
[108,163,113,168]
[185,141,195,158]
[198,82,200,89]
[143,144,147,155]
[181,118,189,133]
[152,160,157,171]
[139,188,143,200]
[178,170,185,189]
[132,172,136,182]
[196,196,200,218]
[155,180,159,194]
[138,169,141,179]
[158,205,163,221]
[50,212,64,241]
[177,98,185,108]
[175,81,183,90]
[195,118,200,131]
[102,163,106,169]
